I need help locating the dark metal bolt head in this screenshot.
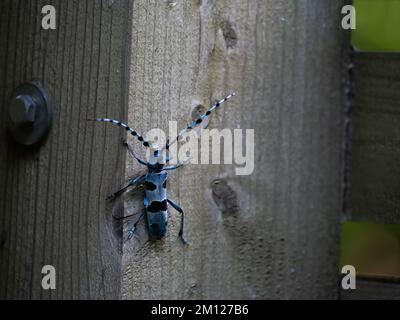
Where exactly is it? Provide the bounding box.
[7,81,53,146]
[9,94,37,127]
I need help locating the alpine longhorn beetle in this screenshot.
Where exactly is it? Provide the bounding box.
[89,93,236,244]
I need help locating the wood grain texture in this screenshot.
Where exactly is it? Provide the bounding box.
[341,278,400,300]
[122,0,347,299]
[347,53,400,224]
[0,0,131,299]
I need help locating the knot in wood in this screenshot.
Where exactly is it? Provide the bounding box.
[211,179,239,217]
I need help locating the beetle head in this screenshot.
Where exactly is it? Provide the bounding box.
[148,143,167,165]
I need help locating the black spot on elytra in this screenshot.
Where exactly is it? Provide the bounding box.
[216,102,220,108]
[147,200,167,213]
[138,136,143,142]
[162,180,167,188]
[196,118,203,125]
[206,111,211,116]
[143,142,150,147]
[145,181,157,191]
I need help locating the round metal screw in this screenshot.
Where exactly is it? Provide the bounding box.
[7,81,53,146]
[9,95,37,128]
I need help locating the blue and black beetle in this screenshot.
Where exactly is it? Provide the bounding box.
[90,93,235,244]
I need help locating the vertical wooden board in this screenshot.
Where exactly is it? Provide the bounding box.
[347,53,400,224]
[0,0,131,299]
[122,0,347,299]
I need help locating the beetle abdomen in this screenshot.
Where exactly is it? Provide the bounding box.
[147,211,168,239]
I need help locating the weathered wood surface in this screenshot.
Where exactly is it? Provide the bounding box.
[0,0,131,299]
[341,278,400,300]
[122,0,347,299]
[346,53,400,224]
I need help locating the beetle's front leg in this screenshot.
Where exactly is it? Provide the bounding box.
[163,156,192,171]
[107,174,145,201]
[122,139,148,166]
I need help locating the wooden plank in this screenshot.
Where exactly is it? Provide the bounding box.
[346,53,400,224]
[341,277,400,300]
[122,0,347,299]
[0,0,131,299]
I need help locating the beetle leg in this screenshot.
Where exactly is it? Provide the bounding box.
[122,140,148,166]
[163,156,191,171]
[127,210,146,240]
[167,199,188,245]
[107,174,145,201]
[163,164,183,171]
[113,209,143,221]
[163,161,186,171]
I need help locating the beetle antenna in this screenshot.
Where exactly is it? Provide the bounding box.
[88,118,151,148]
[163,92,236,151]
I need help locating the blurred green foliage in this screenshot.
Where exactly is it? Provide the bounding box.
[340,222,400,279]
[353,0,400,52]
